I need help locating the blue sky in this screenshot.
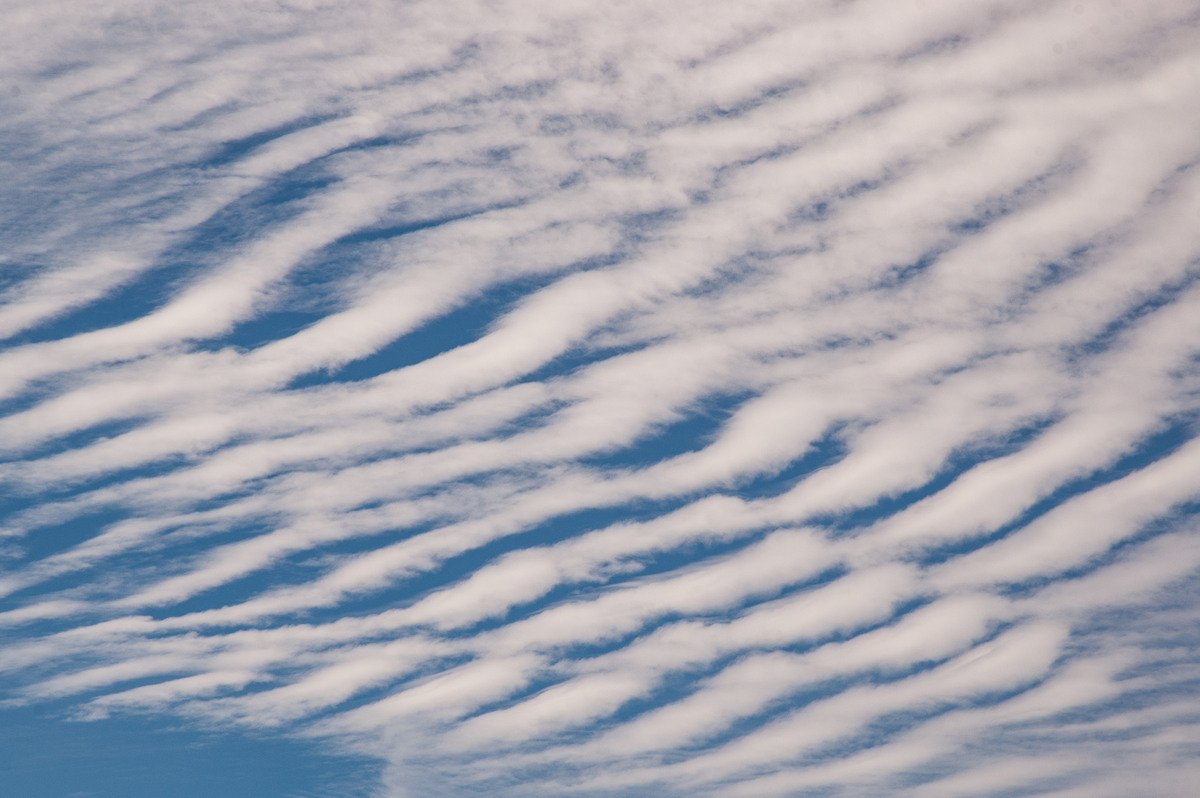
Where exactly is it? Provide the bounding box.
[2,1,1200,796]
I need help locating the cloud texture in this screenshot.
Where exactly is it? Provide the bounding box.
[2,0,1199,795]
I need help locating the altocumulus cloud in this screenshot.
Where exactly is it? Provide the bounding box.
[2,0,1200,795]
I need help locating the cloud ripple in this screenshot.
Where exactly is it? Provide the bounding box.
[2,0,1199,795]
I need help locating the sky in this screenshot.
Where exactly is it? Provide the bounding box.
[1,1,1199,796]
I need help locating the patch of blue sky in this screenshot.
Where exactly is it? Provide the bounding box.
[1,418,162,472]
[695,76,810,124]
[132,558,326,621]
[954,157,1082,230]
[0,504,131,568]
[0,701,382,798]
[819,414,1059,535]
[288,274,565,389]
[577,390,756,467]
[722,432,849,502]
[515,337,647,388]
[198,114,348,169]
[294,497,716,633]
[997,505,1200,601]
[919,415,1198,573]
[802,686,1042,766]
[1060,268,1200,365]
[220,309,330,353]
[584,606,975,744]
[553,562,851,659]
[3,187,334,350]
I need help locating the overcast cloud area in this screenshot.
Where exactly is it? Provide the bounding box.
[2,0,1199,795]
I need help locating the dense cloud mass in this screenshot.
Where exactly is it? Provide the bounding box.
[2,1,1200,795]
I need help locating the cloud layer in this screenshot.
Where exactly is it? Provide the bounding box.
[2,1,1200,795]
